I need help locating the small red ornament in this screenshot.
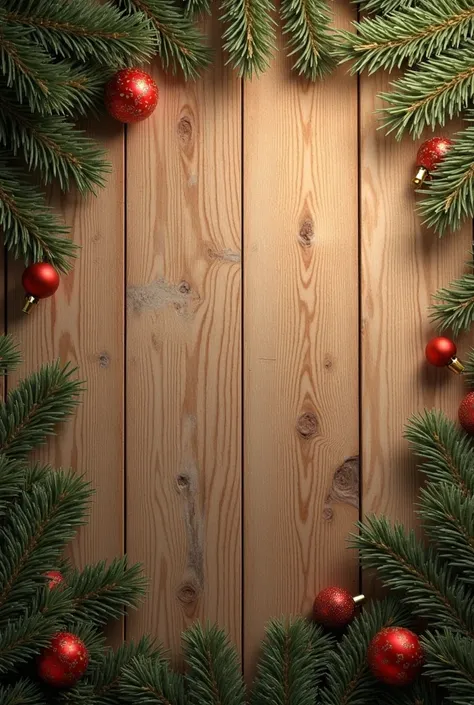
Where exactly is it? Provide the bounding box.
[37,632,89,688]
[105,68,158,123]
[367,626,424,686]
[44,570,64,590]
[459,391,474,434]
[313,586,365,629]
[425,336,464,374]
[413,136,453,186]
[22,262,60,314]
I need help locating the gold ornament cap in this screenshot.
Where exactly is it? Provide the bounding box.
[353,594,365,605]
[448,357,464,374]
[413,166,428,186]
[22,295,38,314]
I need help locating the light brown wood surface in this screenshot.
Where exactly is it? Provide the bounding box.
[125,16,242,656]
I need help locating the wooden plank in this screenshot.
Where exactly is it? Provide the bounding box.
[360,74,471,594]
[243,5,359,675]
[125,17,242,657]
[7,118,125,573]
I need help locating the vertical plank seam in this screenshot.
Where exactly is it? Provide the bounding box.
[123,121,128,644]
[240,73,245,669]
[356,1,363,598]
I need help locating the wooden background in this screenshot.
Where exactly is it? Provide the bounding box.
[7,0,472,674]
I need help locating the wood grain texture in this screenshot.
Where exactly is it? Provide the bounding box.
[243,4,359,675]
[125,15,242,657]
[360,74,472,595]
[7,118,125,574]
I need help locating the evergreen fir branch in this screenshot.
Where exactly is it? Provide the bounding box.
[55,63,113,118]
[90,637,161,704]
[2,0,155,67]
[0,155,76,273]
[417,112,474,235]
[404,411,474,496]
[419,482,474,583]
[380,680,445,705]
[221,0,276,78]
[251,618,334,705]
[120,654,186,705]
[355,0,418,13]
[68,557,147,626]
[0,90,109,194]
[380,42,474,139]
[0,455,26,517]
[429,260,474,335]
[183,0,211,16]
[351,515,474,636]
[337,0,474,76]
[0,361,82,459]
[0,680,46,705]
[423,630,474,705]
[184,622,245,705]
[321,597,412,705]
[114,0,211,79]
[0,469,91,620]
[280,0,336,80]
[0,336,21,376]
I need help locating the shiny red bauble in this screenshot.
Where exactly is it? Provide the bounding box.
[44,570,64,590]
[459,391,474,434]
[105,68,158,123]
[37,632,89,687]
[313,586,358,629]
[425,336,463,373]
[22,263,60,299]
[367,627,424,686]
[413,137,453,185]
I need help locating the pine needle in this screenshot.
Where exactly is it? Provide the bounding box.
[221,0,276,78]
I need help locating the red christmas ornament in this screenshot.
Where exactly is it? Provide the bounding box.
[367,627,424,686]
[44,570,64,590]
[313,586,365,629]
[425,336,464,374]
[22,262,60,314]
[413,136,453,186]
[459,391,474,434]
[37,632,89,688]
[105,68,158,123]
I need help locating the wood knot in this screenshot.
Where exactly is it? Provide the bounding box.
[177,116,193,147]
[177,581,200,604]
[296,412,318,439]
[176,473,190,491]
[298,219,315,247]
[322,507,333,521]
[98,352,110,368]
[325,456,359,511]
[178,281,191,295]
[324,355,333,370]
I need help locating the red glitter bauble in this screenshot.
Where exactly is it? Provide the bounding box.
[37,632,89,688]
[416,137,453,173]
[367,627,424,686]
[105,68,158,123]
[313,586,356,629]
[22,263,60,300]
[425,336,457,367]
[459,391,474,434]
[44,570,64,590]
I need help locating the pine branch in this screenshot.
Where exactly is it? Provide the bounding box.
[0,336,21,375]
[355,0,418,13]
[321,597,412,705]
[429,258,474,335]
[0,469,91,620]
[0,680,46,705]
[2,0,155,67]
[114,0,211,79]
[280,0,335,80]
[0,360,82,460]
[404,411,474,496]
[251,618,334,705]
[68,557,147,626]
[423,630,474,705]
[380,41,474,138]
[0,455,27,517]
[417,112,474,235]
[380,680,445,705]
[419,482,474,583]
[221,0,276,78]
[337,0,474,75]
[0,154,76,272]
[121,654,186,705]
[0,89,109,194]
[184,622,245,705]
[351,515,474,637]
[183,0,211,16]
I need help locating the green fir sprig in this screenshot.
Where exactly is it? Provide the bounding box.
[221,0,276,78]
[429,257,474,335]
[281,0,335,80]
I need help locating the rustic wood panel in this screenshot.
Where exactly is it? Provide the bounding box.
[360,75,471,594]
[125,18,242,656]
[243,7,359,673]
[7,119,125,573]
